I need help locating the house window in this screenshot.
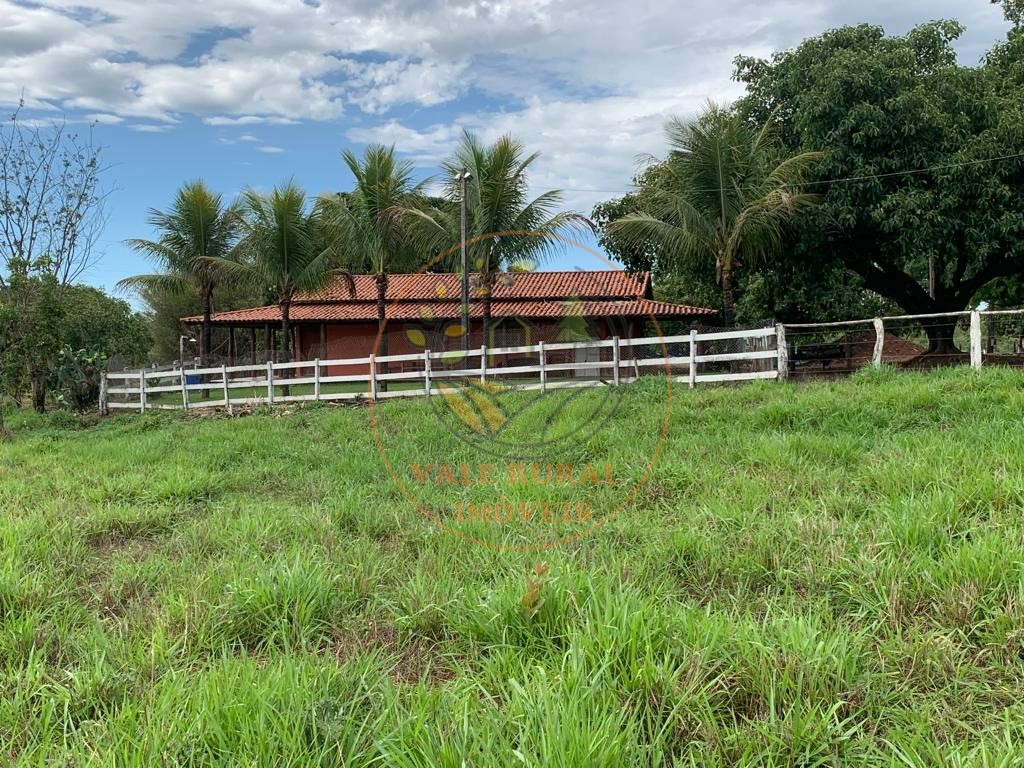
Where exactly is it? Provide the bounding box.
[492,320,529,349]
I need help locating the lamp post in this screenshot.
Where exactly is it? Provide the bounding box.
[458,169,473,354]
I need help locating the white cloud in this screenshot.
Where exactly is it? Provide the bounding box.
[1,0,1009,126]
[84,112,124,124]
[203,115,298,126]
[348,87,728,212]
[256,145,285,153]
[128,123,172,133]
[0,0,1012,216]
[342,57,469,114]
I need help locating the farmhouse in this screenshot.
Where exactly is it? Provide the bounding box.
[184,270,714,373]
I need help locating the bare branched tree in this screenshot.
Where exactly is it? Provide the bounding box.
[0,100,108,287]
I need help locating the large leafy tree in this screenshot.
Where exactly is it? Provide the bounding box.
[60,284,151,363]
[0,258,63,412]
[996,0,1024,27]
[214,183,336,363]
[118,181,238,364]
[607,104,822,326]
[414,131,589,341]
[734,20,1024,351]
[318,145,427,361]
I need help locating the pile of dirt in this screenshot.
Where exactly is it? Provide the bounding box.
[845,330,925,366]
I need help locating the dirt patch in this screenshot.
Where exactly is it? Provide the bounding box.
[85,528,163,559]
[332,621,457,686]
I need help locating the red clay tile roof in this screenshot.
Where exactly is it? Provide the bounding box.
[300,270,654,302]
[184,271,715,325]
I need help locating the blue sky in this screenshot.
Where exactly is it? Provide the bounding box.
[1,0,1011,303]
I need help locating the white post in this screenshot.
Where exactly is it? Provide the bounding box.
[480,345,487,383]
[538,341,547,391]
[369,355,377,400]
[221,365,229,407]
[98,370,108,415]
[139,370,147,412]
[872,318,885,367]
[688,330,697,389]
[423,350,432,395]
[776,324,788,380]
[970,310,983,370]
[612,336,621,386]
[180,368,189,410]
[313,358,321,401]
[98,370,108,417]
[266,361,275,404]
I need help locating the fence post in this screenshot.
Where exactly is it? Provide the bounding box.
[612,336,621,386]
[538,341,547,391]
[313,358,321,401]
[480,345,487,383]
[221,365,229,407]
[688,330,697,389]
[872,318,885,367]
[424,350,432,396]
[776,324,788,380]
[98,371,108,416]
[180,367,189,410]
[266,361,275,405]
[970,310,983,370]
[369,355,377,400]
[139,370,147,412]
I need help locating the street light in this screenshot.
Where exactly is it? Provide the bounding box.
[179,335,196,368]
[458,169,473,353]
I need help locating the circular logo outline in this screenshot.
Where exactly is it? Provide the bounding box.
[368,230,673,551]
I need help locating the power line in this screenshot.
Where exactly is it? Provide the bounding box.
[556,150,1024,197]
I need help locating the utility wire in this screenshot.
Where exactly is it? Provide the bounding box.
[556,150,1024,197]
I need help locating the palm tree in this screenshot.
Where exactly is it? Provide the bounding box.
[117,181,237,364]
[412,131,591,343]
[608,103,823,326]
[212,182,337,364]
[317,145,428,369]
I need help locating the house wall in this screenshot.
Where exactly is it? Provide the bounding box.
[294,316,649,378]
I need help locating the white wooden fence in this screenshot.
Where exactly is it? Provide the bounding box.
[100,326,780,413]
[779,307,1024,371]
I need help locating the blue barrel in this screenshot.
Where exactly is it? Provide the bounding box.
[186,373,200,385]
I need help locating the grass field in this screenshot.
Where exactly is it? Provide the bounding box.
[3,367,1024,765]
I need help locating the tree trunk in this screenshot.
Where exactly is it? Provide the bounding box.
[200,292,213,365]
[29,364,47,413]
[376,272,389,393]
[481,278,493,347]
[921,317,962,357]
[280,300,292,398]
[201,291,213,399]
[720,268,735,328]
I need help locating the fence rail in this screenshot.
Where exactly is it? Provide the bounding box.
[100,308,1022,415]
[100,326,779,413]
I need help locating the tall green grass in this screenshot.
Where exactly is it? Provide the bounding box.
[2,367,1024,764]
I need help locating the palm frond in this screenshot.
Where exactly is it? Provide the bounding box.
[114,272,194,298]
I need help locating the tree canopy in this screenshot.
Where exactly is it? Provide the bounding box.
[733,20,1024,348]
